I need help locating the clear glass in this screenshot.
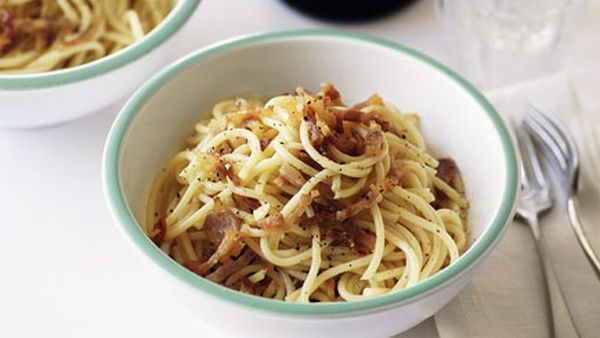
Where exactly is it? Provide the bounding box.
[437,0,583,88]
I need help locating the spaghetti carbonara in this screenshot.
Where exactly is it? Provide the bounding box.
[146,84,469,302]
[0,0,174,73]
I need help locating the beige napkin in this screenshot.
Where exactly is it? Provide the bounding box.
[433,72,600,338]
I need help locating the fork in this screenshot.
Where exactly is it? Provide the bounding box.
[514,123,580,338]
[524,105,600,279]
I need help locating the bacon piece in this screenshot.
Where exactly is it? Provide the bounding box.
[308,98,337,132]
[303,104,328,154]
[338,108,362,123]
[432,187,450,210]
[300,211,336,229]
[257,214,285,230]
[182,260,207,276]
[149,218,166,246]
[328,108,382,157]
[350,225,376,255]
[232,194,261,212]
[314,183,335,204]
[204,211,241,245]
[328,127,363,156]
[214,141,232,155]
[215,160,240,185]
[273,176,299,196]
[184,211,244,275]
[319,277,336,300]
[260,138,269,151]
[374,117,395,133]
[286,190,320,225]
[304,102,317,123]
[432,159,459,209]
[239,277,258,295]
[205,250,256,283]
[334,165,404,222]
[332,107,372,135]
[436,158,458,185]
[277,163,305,188]
[336,185,379,222]
[320,83,342,105]
[383,167,403,192]
[291,149,321,170]
[302,203,377,255]
[347,94,396,132]
[364,122,384,157]
[0,9,13,50]
[324,221,375,255]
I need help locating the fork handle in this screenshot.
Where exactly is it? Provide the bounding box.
[528,216,581,338]
[567,195,600,279]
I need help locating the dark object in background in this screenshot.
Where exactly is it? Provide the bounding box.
[281,0,419,22]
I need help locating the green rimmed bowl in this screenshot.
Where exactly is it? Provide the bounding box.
[0,0,200,129]
[103,29,519,338]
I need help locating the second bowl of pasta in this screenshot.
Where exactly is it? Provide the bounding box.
[0,0,200,128]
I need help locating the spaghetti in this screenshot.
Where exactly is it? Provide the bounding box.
[146,84,469,302]
[0,0,174,73]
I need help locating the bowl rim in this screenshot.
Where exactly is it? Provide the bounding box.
[0,0,201,91]
[102,29,519,316]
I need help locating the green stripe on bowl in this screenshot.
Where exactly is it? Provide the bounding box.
[103,29,519,316]
[0,0,201,90]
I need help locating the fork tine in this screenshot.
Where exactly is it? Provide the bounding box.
[514,123,531,189]
[530,104,577,153]
[530,105,580,169]
[515,120,548,191]
[524,113,569,173]
[528,105,571,158]
[525,104,582,176]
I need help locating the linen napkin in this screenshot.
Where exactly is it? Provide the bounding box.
[433,72,600,338]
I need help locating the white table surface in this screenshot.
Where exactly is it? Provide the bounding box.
[1,1,598,337]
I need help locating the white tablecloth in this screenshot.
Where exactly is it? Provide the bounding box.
[1,1,598,337]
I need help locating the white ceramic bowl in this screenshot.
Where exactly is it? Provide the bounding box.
[0,0,200,129]
[103,30,519,338]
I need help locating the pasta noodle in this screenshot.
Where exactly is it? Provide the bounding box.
[0,0,174,73]
[146,83,469,302]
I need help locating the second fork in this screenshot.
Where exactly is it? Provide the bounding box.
[514,123,580,338]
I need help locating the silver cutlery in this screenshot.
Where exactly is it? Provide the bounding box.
[514,122,580,338]
[524,105,600,279]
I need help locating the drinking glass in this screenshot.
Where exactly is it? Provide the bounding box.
[437,0,583,88]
